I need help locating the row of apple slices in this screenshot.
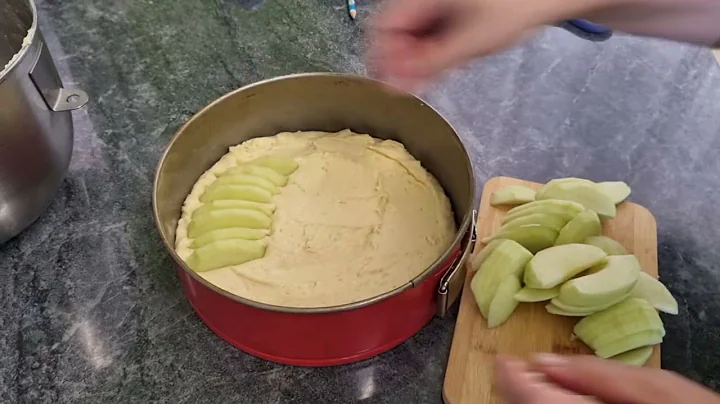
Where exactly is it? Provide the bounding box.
[184,156,299,272]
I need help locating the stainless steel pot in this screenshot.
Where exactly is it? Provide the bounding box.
[0,0,88,243]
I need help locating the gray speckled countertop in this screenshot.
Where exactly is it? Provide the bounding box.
[2,1,720,403]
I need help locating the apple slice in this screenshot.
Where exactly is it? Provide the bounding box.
[595,330,663,359]
[469,239,505,272]
[487,275,522,328]
[536,182,616,219]
[546,303,594,317]
[609,346,654,366]
[574,298,658,346]
[188,209,272,238]
[221,164,288,186]
[514,286,560,302]
[597,181,631,204]
[630,272,679,315]
[247,156,299,176]
[200,184,274,204]
[470,240,533,318]
[524,244,607,288]
[481,224,558,254]
[584,235,628,256]
[214,174,281,194]
[193,200,275,218]
[537,178,596,195]
[550,294,628,315]
[503,200,585,224]
[186,239,267,272]
[590,309,665,350]
[490,186,536,206]
[499,213,569,233]
[554,210,602,245]
[558,255,641,307]
[190,227,269,248]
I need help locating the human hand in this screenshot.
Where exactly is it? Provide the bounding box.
[495,354,720,404]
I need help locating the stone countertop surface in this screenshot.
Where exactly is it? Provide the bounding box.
[2,0,720,403]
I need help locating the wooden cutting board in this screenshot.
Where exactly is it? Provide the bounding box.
[443,176,659,404]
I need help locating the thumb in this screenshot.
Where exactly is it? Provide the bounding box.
[534,354,718,404]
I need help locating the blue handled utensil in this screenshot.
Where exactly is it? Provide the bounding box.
[558,19,613,42]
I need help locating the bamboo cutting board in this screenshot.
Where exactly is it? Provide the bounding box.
[443,176,659,404]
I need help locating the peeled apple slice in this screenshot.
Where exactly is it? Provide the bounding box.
[469,239,505,272]
[190,227,269,248]
[481,224,558,254]
[574,298,660,347]
[550,294,628,315]
[597,181,631,204]
[214,174,281,194]
[584,235,627,256]
[595,330,664,359]
[536,182,616,219]
[200,184,274,204]
[193,200,276,218]
[222,164,288,186]
[499,213,569,232]
[487,276,522,328]
[524,244,607,289]
[609,346,654,366]
[546,303,593,317]
[247,156,299,176]
[554,210,601,245]
[591,310,665,350]
[536,178,596,195]
[470,240,533,318]
[490,186,536,206]
[186,239,267,272]
[503,200,585,224]
[558,255,641,307]
[188,209,272,238]
[630,272,679,315]
[514,286,560,302]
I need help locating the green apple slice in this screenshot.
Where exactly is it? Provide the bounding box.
[213,174,281,194]
[597,181,631,204]
[490,186,536,206]
[221,164,288,186]
[595,330,663,359]
[499,213,569,233]
[514,286,560,302]
[481,224,558,254]
[487,275,522,328]
[546,303,594,317]
[190,227,269,248]
[536,182,616,219]
[193,200,275,218]
[584,235,628,256]
[200,184,274,204]
[247,156,299,176]
[550,294,628,315]
[574,298,657,346]
[524,244,607,288]
[470,240,533,318]
[630,272,679,315]
[609,346,654,366]
[469,239,506,272]
[590,310,664,350]
[554,210,602,245]
[188,209,272,238]
[503,200,585,224]
[558,255,641,307]
[186,239,267,272]
[537,178,596,195]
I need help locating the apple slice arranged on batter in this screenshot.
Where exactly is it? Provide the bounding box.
[246,156,299,176]
[188,208,272,238]
[200,183,274,204]
[213,173,281,194]
[192,200,276,218]
[186,239,268,272]
[190,227,269,248]
[221,164,288,186]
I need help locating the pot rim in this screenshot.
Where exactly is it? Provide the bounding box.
[152,72,475,314]
[0,0,38,83]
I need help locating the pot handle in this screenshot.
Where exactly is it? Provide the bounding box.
[436,209,477,318]
[29,40,89,112]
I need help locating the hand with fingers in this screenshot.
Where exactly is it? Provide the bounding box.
[495,354,720,404]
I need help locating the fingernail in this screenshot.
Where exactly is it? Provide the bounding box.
[534,353,567,367]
